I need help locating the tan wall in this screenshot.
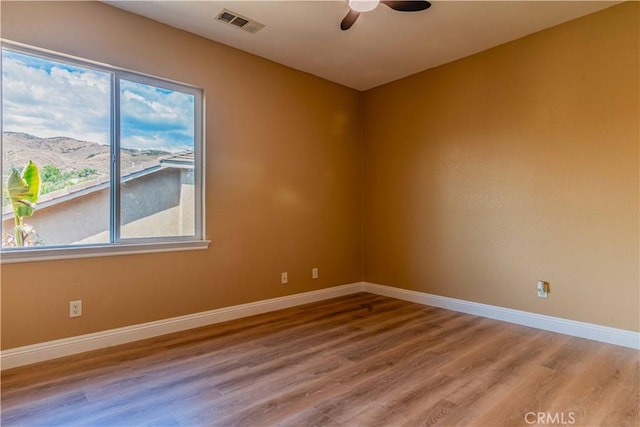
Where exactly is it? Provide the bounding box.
[2,1,638,350]
[0,1,363,348]
[363,2,639,331]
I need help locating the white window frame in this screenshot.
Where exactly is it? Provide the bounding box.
[0,42,209,264]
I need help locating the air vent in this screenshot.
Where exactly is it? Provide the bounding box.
[215,9,265,34]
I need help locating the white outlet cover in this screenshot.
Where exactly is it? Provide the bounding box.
[537,281,548,298]
[69,300,82,317]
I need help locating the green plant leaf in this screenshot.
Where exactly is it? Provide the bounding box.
[8,160,41,219]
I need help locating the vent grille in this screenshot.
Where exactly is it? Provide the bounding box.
[215,9,265,34]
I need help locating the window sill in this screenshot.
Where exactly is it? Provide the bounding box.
[0,240,211,264]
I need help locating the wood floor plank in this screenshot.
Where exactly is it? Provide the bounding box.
[542,344,640,426]
[1,293,638,426]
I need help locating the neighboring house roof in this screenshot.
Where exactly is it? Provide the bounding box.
[2,151,194,220]
[160,152,194,169]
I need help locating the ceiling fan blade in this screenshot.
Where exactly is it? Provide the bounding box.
[340,9,360,30]
[381,1,431,12]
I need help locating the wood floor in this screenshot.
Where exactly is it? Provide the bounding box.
[1,293,638,426]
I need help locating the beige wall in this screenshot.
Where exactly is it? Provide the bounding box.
[0,1,363,348]
[363,2,639,331]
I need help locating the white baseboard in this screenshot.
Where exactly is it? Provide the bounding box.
[0,282,364,370]
[3,281,637,370]
[363,282,640,350]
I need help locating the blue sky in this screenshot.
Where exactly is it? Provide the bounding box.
[2,50,194,153]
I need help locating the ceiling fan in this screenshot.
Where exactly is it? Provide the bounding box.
[341,0,432,31]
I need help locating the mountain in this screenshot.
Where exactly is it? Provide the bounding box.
[2,132,169,178]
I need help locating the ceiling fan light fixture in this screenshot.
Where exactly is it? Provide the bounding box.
[349,0,380,13]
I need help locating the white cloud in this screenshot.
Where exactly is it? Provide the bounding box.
[2,53,111,145]
[2,51,196,153]
[120,80,195,152]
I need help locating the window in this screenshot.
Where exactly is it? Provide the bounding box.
[1,44,206,262]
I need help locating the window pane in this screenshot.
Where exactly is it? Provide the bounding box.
[1,49,111,247]
[119,79,196,239]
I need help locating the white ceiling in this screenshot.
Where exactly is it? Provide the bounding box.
[105,1,620,91]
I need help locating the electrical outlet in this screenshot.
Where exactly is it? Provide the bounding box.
[312,268,319,279]
[281,272,288,285]
[69,300,82,318]
[537,281,549,298]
